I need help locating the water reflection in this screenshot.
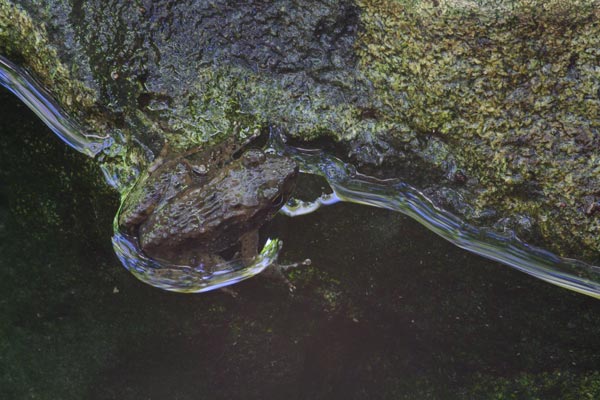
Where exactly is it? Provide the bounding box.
[112,228,282,293]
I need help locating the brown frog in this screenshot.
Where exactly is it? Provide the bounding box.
[118,139,298,270]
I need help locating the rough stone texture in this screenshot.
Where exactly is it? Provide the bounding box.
[357,0,600,259]
[0,1,96,114]
[0,0,598,259]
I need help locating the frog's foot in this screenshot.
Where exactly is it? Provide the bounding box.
[277,258,312,271]
[261,258,312,292]
[280,193,340,217]
[219,286,239,298]
[261,264,296,292]
[239,231,311,292]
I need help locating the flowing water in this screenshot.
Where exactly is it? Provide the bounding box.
[1,55,599,298]
[2,57,600,399]
[0,57,112,157]
[270,134,600,299]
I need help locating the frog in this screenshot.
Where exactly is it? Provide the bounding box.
[118,137,299,272]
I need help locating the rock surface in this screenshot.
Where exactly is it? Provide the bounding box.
[0,0,598,258]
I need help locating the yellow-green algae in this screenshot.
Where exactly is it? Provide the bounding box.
[357,0,600,258]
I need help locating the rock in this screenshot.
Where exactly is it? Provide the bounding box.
[0,0,598,259]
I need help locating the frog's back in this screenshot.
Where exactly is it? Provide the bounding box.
[118,159,194,229]
[139,150,298,258]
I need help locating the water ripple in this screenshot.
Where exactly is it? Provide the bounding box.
[2,54,599,296]
[111,226,282,293]
[0,55,282,292]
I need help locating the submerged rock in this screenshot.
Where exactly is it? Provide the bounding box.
[0,0,598,260]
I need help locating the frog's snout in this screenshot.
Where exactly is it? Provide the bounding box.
[242,149,266,167]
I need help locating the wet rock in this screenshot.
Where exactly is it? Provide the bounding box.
[0,0,598,259]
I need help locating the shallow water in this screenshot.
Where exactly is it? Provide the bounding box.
[2,55,599,300]
[2,90,600,399]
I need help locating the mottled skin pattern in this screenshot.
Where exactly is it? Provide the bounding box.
[119,142,298,267]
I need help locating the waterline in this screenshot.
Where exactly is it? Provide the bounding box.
[2,54,598,297]
[0,55,289,293]
[0,56,112,157]
[270,133,600,299]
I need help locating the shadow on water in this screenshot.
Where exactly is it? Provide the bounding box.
[2,89,600,399]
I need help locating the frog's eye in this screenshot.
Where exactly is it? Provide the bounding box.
[242,149,266,167]
[271,194,285,208]
[192,164,208,175]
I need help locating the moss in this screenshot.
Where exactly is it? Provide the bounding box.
[1,0,599,258]
[356,0,600,258]
[0,1,96,117]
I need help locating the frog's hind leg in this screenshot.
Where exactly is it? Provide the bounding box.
[260,258,312,293]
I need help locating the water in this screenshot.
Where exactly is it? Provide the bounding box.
[270,133,600,299]
[0,55,291,293]
[2,100,600,398]
[112,229,282,293]
[2,61,600,398]
[0,56,112,157]
[2,56,599,299]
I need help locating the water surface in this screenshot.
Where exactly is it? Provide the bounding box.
[2,89,600,399]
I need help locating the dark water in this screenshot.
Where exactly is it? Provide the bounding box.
[1,89,600,399]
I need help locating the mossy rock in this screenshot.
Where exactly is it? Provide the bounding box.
[0,0,598,260]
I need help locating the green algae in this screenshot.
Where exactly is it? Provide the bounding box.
[0,1,97,118]
[3,4,600,397]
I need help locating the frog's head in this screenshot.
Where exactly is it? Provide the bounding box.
[238,149,298,214]
[197,148,298,249]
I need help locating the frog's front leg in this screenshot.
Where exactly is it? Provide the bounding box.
[240,230,291,289]
[240,231,310,292]
[239,230,260,260]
